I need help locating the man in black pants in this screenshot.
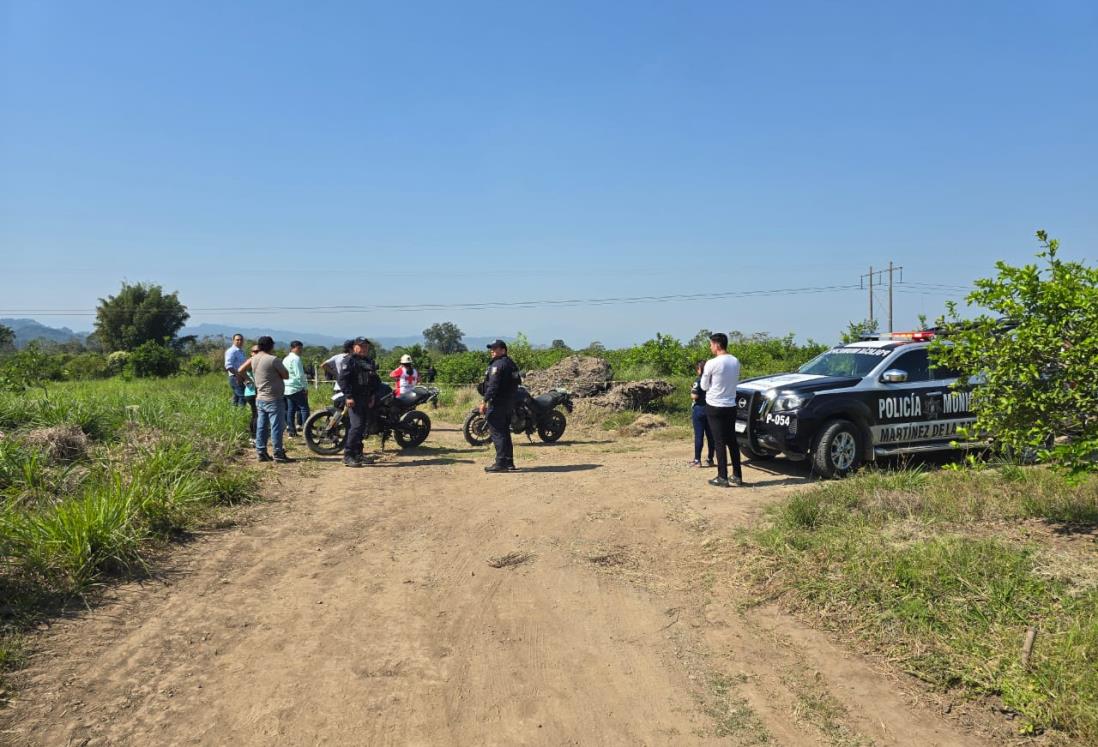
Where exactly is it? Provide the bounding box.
[338,337,379,468]
[700,332,745,487]
[479,339,521,472]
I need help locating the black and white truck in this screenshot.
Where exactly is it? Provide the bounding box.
[734,332,982,478]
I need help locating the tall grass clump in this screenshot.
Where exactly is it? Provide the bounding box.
[744,465,1098,741]
[0,372,262,686]
[1,483,143,588]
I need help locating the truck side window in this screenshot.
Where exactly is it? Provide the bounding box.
[888,349,930,382]
[930,360,961,381]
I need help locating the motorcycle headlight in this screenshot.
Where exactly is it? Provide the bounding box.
[775,392,809,411]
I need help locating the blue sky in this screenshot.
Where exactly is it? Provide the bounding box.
[2,1,1095,346]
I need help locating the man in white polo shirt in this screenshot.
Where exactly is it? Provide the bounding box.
[700,332,745,488]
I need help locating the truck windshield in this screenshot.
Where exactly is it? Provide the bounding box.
[797,347,890,378]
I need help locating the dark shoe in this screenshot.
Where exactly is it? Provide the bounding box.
[273,452,293,463]
[343,455,363,468]
[730,477,745,487]
[505,462,518,472]
[287,431,298,438]
[708,477,731,488]
[704,458,715,467]
[484,463,508,473]
[257,451,272,462]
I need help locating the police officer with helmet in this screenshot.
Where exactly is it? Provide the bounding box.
[338,337,380,468]
[479,339,521,472]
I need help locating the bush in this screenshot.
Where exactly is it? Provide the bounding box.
[126,341,180,378]
[64,352,110,380]
[183,355,213,376]
[0,344,65,393]
[106,351,129,375]
[434,350,488,384]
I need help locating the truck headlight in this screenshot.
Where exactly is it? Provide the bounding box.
[775,392,808,411]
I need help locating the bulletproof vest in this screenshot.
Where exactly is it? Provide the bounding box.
[491,356,521,398]
[351,357,378,389]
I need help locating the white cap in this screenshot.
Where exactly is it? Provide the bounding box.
[400,354,413,364]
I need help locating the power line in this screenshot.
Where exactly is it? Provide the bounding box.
[0,283,862,317]
[901,281,973,292]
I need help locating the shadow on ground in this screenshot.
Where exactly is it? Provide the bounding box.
[516,464,602,474]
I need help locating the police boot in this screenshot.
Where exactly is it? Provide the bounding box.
[484,462,508,473]
[503,459,518,471]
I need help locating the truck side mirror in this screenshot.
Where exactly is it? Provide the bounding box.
[881,369,908,383]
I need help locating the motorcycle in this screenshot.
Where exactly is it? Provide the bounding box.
[462,386,574,446]
[304,383,440,455]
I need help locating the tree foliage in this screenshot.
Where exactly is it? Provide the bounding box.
[0,344,61,394]
[94,282,189,352]
[840,318,879,343]
[0,323,15,352]
[931,231,1097,474]
[422,322,467,354]
[688,329,713,347]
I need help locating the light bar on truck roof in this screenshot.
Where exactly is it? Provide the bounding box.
[886,330,936,342]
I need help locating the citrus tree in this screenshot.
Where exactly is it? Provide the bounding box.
[931,231,1097,474]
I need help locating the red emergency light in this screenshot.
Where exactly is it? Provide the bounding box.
[889,330,936,342]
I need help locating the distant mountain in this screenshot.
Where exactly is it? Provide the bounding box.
[183,323,348,348]
[1,318,87,348]
[184,324,508,351]
[0,318,511,352]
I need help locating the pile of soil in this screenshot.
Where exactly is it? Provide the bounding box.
[590,380,676,411]
[522,356,674,412]
[618,414,669,437]
[522,356,613,398]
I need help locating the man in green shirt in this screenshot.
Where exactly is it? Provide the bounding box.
[283,340,310,437]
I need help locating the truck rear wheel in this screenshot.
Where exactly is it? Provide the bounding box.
[812,419,862,478]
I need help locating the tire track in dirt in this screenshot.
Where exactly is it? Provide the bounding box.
[2,424,996,746]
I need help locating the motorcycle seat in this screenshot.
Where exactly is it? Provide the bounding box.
[533,393,557,409]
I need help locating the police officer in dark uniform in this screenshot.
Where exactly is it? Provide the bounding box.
[338,337,380,468]
[479,339,521,472]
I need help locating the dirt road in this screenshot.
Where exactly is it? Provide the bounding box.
[3,423,995,746]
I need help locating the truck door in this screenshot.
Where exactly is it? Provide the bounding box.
[871,348,940,447]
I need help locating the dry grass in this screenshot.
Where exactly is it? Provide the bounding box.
[20,425,89,462]
[486,551,534,569]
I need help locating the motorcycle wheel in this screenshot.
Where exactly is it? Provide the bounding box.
[395,411,431,449]
[304,408,346,456]
[537,410,567,443]
[462,410,492,446]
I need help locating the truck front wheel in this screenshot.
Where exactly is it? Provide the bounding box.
[812,419,863,478]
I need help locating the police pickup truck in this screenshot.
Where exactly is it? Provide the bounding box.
[734,332,981,478]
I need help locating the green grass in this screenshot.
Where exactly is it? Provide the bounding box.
[0,373,261,691]
[743,466,1098,741]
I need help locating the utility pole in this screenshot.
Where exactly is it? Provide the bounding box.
[860,264,903,333]
[888,261,894,334]
[868,265,874,324]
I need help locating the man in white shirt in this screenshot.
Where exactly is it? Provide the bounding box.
[322,340,354,404]
[700,332,745,487]
[224,333,246,406]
